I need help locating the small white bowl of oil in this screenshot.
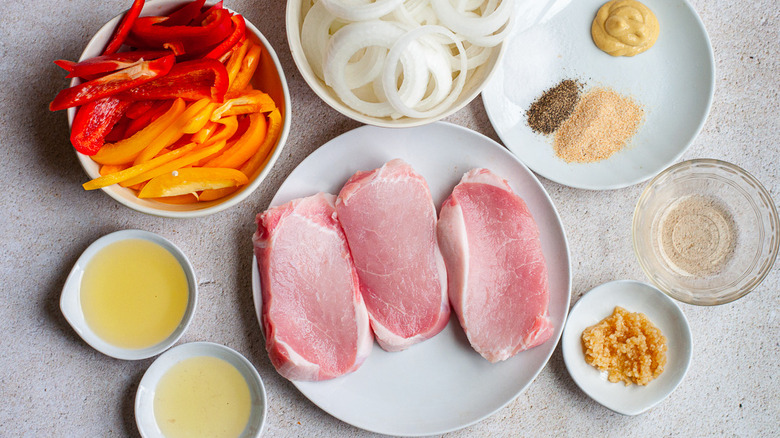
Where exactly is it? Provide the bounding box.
[135,342,267,438]
[60,229,197,360]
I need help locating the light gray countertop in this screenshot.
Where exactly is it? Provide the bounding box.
[1,0,777,436]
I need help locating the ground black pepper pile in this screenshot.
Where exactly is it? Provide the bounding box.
[526,79,582,135]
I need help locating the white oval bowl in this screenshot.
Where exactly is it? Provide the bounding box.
[67,0,291,218]
[60,229,198,360]
[561,280,692,416]
[285,0,507,128]
[135,342,267,437]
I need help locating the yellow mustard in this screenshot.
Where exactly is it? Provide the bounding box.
[591,0,659,57]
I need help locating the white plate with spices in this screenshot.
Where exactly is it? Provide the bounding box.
[251,122,571,436]
[482,0,714,190]
[561,280,692,415]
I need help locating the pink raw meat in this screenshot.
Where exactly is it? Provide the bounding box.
[336,159,450,352]
[438,168,553,362]
[253,193,372,381]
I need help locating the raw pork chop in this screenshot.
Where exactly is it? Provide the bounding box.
[438,168,553,362]
[253,193,372,381]
[336,159,449,352]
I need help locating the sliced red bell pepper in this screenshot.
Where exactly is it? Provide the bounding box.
[125,100,173,137]
[161,0,206,26]
[105,116,130,143]
[118,58,229,102]
[125,100,156,119]
[205,15,246,59]
[49,54,175,111]
[70,96,132,155]
[129,9,233,53]
[103,0,145,55]
[54,50,172,79]
[192,1,223,25]
[163,41,186,56]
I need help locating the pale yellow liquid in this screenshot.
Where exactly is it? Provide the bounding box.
[154,356,252,438]
[80,238,189,349]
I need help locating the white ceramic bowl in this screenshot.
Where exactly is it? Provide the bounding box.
[561,280,692,416]
[633,159,779,305]
[60,229,198,360]
[135,342,267,438]
[285,0,506,128]
[67,1,291,218]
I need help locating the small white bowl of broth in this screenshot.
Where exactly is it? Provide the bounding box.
[135,342,267,438]
[60,230,197,360]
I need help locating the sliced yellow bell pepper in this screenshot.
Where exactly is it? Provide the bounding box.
[121,141,227,187]
[203,113,267,169]
[83,143,200,190]
[230,43,262,92]
[133,98,210,165]
[138,167,249,198]
[92,98,186,165]
[210,90,275,121]
[240,108,282,177]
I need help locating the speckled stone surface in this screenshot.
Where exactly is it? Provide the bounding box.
[0,1,777,437]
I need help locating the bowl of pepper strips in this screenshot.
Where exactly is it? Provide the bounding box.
[49,0,291,218]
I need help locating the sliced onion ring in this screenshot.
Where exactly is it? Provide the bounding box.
[431,0,512,39]
[324,21,421,117]
[382,25,468,119]
[321,0,405,21]
[301,1,343,80]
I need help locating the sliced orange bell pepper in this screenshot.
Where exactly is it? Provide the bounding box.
[198,186,238,201]
[240,108,282,177]
[133,98,211,165]
[230,43,262,92]
[151,193,200,204]
[225,39,251,86]
[183,101,218,134]
[203,113,267,169]
[99,164,129,176]
[192,120,218,144]
[120,141,228,187]
[138,167,249,198]
[210,90,275,121]
[92,98,186,165]
[83,142,200,190]
[192,116,240,165]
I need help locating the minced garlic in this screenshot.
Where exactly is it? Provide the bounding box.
[581,306,667,386]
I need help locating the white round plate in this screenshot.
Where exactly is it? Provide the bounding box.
[59,229,198,360]
[251,122,571,436]
[482,0,714,190]
[561,280,692,415]
[135,342,267,437]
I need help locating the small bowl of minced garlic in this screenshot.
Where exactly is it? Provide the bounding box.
[632,159,779,305]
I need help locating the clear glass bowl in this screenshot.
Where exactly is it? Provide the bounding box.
[633,159,779,305]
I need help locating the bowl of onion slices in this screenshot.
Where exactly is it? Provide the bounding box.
[287,0,512,127]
